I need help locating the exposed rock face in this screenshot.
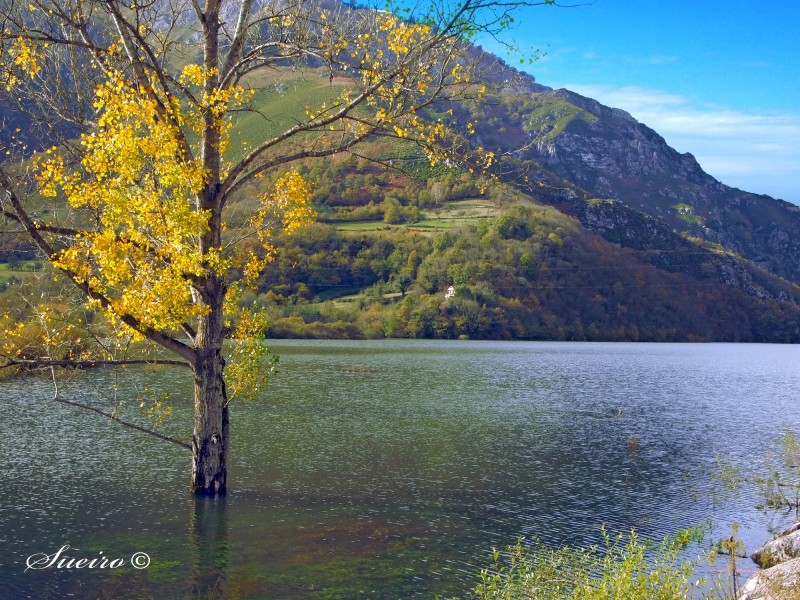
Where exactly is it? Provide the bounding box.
[477,84,800,286]
[738,557,800,600]
[539,193,800,305]
[752,524,800,569]
[741,523,800,600]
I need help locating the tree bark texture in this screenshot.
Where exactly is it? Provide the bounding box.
[191,276,229,495]
[191,345,229,494]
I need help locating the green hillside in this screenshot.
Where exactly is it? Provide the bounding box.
[4,67,800,343]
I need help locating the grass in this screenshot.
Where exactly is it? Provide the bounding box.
[523,93,598,143]
[332,197,501,234]
[225,70,348,159]
[331,292,366,306]
[0,261,46,285]
[332,216,486,234]
[331,291,402,307]
[415,215,487,227]
[227,66,431,165]
[333,222,397,233]
[0,261,44,271]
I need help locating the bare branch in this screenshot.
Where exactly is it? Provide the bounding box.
[52,396,192,451]
[0,207,84,237]
[1,358,192,370]
[219,0,256,84]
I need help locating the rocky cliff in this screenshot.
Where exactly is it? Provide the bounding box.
[464,72,800,288]
[513,87,800,285]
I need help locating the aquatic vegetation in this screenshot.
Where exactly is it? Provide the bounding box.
[457,528,707,600]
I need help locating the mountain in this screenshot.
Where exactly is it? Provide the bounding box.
[236,52,800,342]
[3,9,800,342]
[459,70,800,286]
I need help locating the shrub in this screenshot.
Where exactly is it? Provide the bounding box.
[456,528,707,600]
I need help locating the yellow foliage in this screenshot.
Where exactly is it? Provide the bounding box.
[33,64,312,343]
[2,37,41,90]
[1,305,91,364]
[240,169,315,287]
[11,37,41,76]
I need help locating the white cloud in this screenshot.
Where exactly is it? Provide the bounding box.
[553,83,800,203]
[740,60,773,70]
[626,55,679,66]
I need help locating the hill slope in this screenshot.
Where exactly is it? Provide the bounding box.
[3,19,800,342]
[463,78,800,286]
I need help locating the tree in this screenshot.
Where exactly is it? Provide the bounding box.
[0,0,552,495]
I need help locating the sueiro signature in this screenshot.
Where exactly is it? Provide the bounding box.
[26,545,151,571]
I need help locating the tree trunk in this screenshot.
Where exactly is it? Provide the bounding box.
[191,345,229,494]
[190,0,228,496]
[191,272,229,495]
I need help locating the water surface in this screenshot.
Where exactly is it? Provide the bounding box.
[1,341,798,598]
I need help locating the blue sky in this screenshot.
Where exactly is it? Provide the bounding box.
[479,0,800,203]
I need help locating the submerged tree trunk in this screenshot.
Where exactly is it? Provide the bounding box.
[191,347,229,494]
[189,495,229,595]
[191,276,229,495]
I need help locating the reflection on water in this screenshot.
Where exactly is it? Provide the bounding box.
[1,341,799,598]
[189,497,229,597]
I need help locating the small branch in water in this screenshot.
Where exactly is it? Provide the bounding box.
[50,365,60,400]
[53,396,192,451]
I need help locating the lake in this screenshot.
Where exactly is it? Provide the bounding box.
[2,340,799,598]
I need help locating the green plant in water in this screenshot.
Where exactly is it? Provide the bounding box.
[705,522,746,600]
[754,466,788,511]
[459,431,800,600]
[754,427,800,517]
[457,526,708,600]
[710,453,745,506]
[783,427,800,466]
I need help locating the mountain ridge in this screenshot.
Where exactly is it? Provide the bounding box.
[472,74,800,285]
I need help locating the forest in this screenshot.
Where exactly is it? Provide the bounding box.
[207,151,800,343]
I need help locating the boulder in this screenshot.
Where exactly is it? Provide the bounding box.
[751,523,800,569]
[738,556,800,600]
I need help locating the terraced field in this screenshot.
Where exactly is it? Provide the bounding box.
[332,198,500,234]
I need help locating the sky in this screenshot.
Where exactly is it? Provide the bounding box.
[479,0,800,204]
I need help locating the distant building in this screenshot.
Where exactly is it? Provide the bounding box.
[444,285,455,299]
